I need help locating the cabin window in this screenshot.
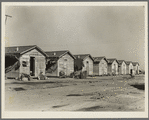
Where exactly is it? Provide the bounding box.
[64,59,67,61]
[22,61,28,67]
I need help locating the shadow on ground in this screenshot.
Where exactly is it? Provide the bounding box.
[52,104,69,108]
[130,84,144,90]
[13,87,26,91]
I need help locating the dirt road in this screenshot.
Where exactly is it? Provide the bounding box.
[5,75,145,111]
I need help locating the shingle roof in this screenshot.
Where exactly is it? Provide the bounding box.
[93,56,108,63]
[45,51,67,57]
[118,60,126,65]
[125,61,132,65]
[74,54,94,61]
[107,58,118,64]
[132,62,139,66]
[5,45,35,54]
[5,45,48,57]
[45,50,75,60]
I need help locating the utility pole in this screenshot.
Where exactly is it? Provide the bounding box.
[5,15,12,25]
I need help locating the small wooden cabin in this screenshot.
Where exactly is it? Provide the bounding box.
[118,60,127,75]
[45,50,75,77]
[74,54,94,76]
[107,58,119,75]
[126,61,134,74]
[93,56,108,76]
[5,45,48,79]
[132,62,139,75]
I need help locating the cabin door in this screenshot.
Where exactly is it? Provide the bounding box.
[136,66,138,74]
[130,69,133,75]
[86,61,89,75]
[30,57,35,76]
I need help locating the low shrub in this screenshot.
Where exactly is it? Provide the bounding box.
[107,73,111,76]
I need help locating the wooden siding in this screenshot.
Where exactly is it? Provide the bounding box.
[126,65,129,74]
[93,59,108,76]
[112,60,119,74]
[129,63,133,74]
[108,64,112,75]
[108,60,118,75]
[82,57,93,75]
[119,61,126,74]
[93,63,99,75]
[133,64,139,74]
[126,63,133,74]
[58,53,74,76]
[19,55,30,76]
[19,49,46,77]
[99,59,108,75]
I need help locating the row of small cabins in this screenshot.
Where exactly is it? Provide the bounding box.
[5,45,140,79]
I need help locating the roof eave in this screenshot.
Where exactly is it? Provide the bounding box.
[20,45,48,58]
[59,51,76,60]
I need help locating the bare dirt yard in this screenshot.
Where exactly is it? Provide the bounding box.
[5,74,145,111]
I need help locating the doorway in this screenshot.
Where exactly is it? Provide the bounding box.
[130,69,133,75]
[30,57,35,76]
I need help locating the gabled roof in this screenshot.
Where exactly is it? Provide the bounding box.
[74,54,94,61]
[132,62,139,66]
[5,45,48,58]
[107,58,119,64]
[93,56,108,63]
[45,50,76,60]
[118,60,126,65]
[125,61,133,65]
[6,45,35,54]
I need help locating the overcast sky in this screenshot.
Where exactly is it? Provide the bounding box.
[5,6,145,70]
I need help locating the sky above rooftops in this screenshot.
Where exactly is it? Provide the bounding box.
[5,5,145,70]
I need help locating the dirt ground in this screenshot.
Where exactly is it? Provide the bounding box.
[5,74,145,111]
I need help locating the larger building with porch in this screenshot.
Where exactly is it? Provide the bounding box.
[5,45,48,79]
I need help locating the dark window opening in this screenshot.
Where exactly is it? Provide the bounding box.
[22,61,27,67]
[30,57,35,76]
